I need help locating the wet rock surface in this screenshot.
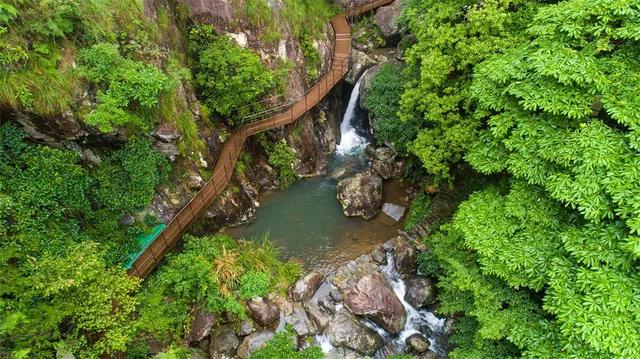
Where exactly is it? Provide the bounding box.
[326,309,384,356]
[405,276,437,308]
[406,333,431,354]
[342,271,407,334]
[289,271,325,301]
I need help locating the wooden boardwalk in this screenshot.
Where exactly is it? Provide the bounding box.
[128,0,395,278]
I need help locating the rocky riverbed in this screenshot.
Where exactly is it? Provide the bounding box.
[184,235,449,359]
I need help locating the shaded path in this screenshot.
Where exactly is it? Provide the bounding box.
[129,1,394,278]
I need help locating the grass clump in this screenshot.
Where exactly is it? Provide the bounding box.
[404,191,432,230]
[266,139,298,189]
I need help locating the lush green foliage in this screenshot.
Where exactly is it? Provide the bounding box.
[266,139,298,189]
[412,0,640,358]
[404,191,432,230]
[136,234,301,345]
[189,25,276,118]
[400,0,537,181]
[249,326,323,359]
[0,124,167,357]
[364,63,419,150]
[0,0,155,116]
[352,14,385,48]
[79,43,172,132]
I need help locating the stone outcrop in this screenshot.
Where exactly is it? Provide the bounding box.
[382,202,406,222]
[333,255,407,334]
[336,169,383,220]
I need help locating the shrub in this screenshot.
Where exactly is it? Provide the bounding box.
[239,271,272,299]
[137,234,301,345]
[189,25,275,119]
[267,139,298,189]
[364,63,419,151]
[250,326,323,359]
[79,43,172,132]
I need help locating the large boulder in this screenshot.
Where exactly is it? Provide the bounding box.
[374,0,401,45]
[343,271,407,334]
[326,309,383,357]
[236,330,274,359]
[336,169,383,220]
[405,276,437,308]
[289,271,325,301]
[209,325,240,358]
[187,310,217,343]
[247,297,280,327]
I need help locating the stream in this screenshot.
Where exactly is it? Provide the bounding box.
[226,72,446,357]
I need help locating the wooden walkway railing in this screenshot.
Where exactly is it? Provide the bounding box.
[128,0,395,278]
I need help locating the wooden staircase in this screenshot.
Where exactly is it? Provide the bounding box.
[128,0,395,278]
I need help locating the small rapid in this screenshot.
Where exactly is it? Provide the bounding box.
[336,70,371,156]
[315,251,446,358]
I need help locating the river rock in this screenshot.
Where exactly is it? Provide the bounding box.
[336,169,383,220]
[210,325,240,357]
[238,319,256,336]
[405,276,437,308]
[247,297,280,327]
[326,309,383,356]
[374,0,401,45]
[372,159,395,179]
[344,271,407,334]
[406,333,430,354]
[386,236,417,275]
[382,203,406,222]
[371,246,387,265]
[284,302,316,336]
[236,330,274,359]
[187,310,217,343]
[289,271,325,301]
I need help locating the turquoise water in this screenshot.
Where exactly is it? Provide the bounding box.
[226,154,407,271]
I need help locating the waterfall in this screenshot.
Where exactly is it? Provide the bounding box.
[336,70,370,155]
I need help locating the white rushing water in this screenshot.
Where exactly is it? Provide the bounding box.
[380,251,446,356]
[314,251,446,358]
[336,70,370,156]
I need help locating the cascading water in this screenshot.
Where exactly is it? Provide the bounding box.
[336,70,371,156]
[314,251,447,358]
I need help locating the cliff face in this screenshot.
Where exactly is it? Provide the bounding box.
[7,0,342,231]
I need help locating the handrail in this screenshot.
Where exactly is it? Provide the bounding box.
[127,0,395,278]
